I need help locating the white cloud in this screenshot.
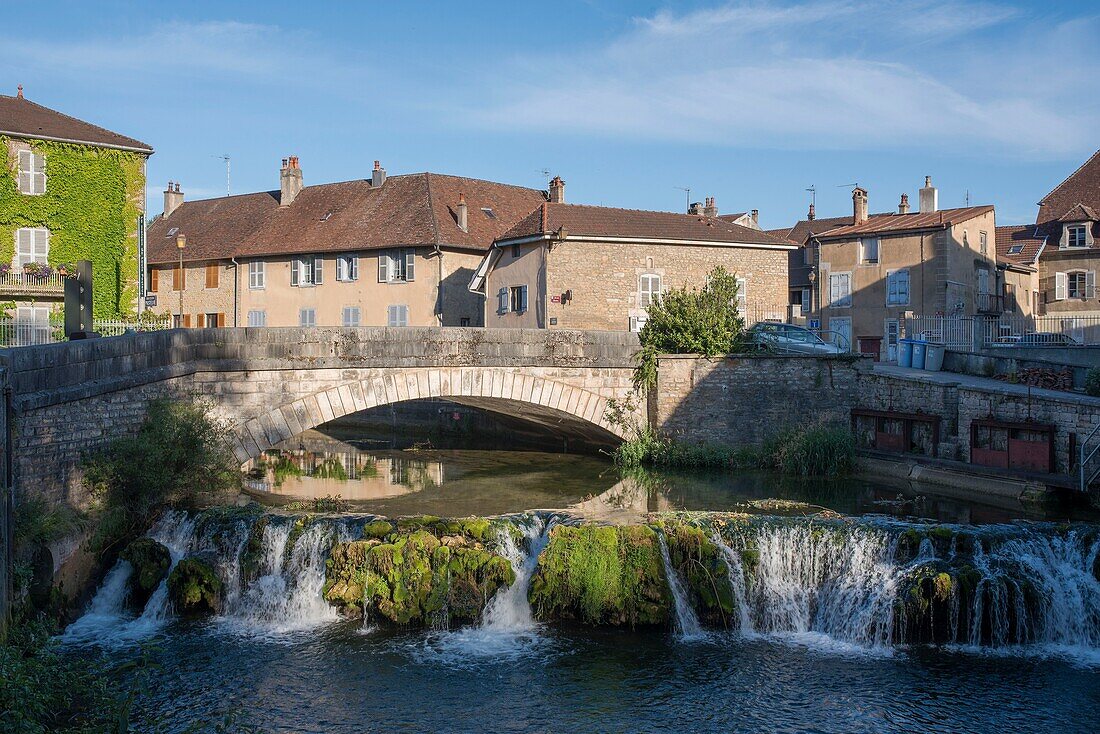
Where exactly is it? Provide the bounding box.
[466,0,1095,158]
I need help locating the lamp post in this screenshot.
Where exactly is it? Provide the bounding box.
[807,266,817,315]
[176,233,186,327]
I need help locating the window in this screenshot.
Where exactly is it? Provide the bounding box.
[639,274,662,308]
[1068,225,1087,249]
[13,306,50,346]
[342,306,361,327]
[172,314,183,328]
[202,312,222,327]
[859,237,879,264]
[247,310,266,327]
[511,244,521,259]
[173,264,185,291]
[736,276,747,314]
[337,255,359,282]
[378,249,415,283]
[803,246,814,265]
[800,287,811,313]
[17,150,46,195]
[387,305,408,327]
[299,308,317,327]
[1007,244,1024,255]
[149,268,159,292]
[977,268,991,296]
[248,261,265,289]
[979,231,988,255]
[291,256,323,286]
[460,317,471,327]
[886,269,910,306]
[14,228,49,267]
[205,263,219,289]
[509,285,528,313]
[1055,271,1096,300]
[829,272,851,307]
[482,207,496,219]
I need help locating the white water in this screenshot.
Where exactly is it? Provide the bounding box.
[657,533,704,641]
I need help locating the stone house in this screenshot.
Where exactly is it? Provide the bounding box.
[145,159,546,328]
[810,178,1000,359]
[0,86,152,329]
[469,179,794,331]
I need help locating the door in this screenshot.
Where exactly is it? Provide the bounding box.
[885,319,899,361]
[829,317,852,352]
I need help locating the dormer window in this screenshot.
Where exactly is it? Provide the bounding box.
[1068,225,1087,248]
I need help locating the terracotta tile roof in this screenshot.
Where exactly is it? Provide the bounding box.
[1037,149,1100,225]
[496,202,793,248]
[0,93,152,152]
[995,224,1044,266]
[814,205,994,240]
[146,173,546,264]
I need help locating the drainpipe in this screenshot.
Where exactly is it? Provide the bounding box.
[230,257,240,327]
[435,244,444,327]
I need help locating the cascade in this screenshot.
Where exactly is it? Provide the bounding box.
[480,515,548,632]
[658,532,704,640]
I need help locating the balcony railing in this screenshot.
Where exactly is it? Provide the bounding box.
[0,271,66,296]
[976,293,1004,314]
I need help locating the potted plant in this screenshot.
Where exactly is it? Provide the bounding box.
[0,263,10,277]
[56,262,74,277]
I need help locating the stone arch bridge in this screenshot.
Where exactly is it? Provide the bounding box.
[1,328,642,503]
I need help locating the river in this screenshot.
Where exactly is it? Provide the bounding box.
[61,435,1100,733]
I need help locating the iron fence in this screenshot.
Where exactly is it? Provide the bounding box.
[0,317,173,347]
[904,313,1100,349]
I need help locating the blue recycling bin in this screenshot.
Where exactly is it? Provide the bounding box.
[911,340,928,370]
[898,339,914,368]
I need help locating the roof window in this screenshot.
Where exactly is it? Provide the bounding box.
[1007,244,1024,254]
[167,227,179,237]
[481,207,496,219]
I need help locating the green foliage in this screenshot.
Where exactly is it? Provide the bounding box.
[634,266,745,389]
[119,538,172,603]
[1086,368,1100,397]
[313,458,348,481]
[81,399,241,556]
[765,425,858,477]
[0,137,146,317]
[167,557,224,615]
[13,494,84,549]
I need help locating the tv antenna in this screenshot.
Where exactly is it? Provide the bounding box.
[674,186,691,213]
[538,168,552,188]
[836,182,859,190]
[806,185,816,208]
[212,154,231,196]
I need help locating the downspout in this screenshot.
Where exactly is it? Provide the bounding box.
[230,257,240,327]
[435,244,444,327]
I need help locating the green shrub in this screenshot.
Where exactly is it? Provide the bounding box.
[1086,368,1100,397]
[765,425,858,477]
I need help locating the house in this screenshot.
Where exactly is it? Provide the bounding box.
[1032,149,1100,317]
[145,158,546,328]
[469,179,794,331]
[994,224,1042,317]
[811,178,999,359]
[0,86,153,332]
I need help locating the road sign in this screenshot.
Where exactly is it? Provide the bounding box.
[809,318,820,329]
[145,294,157,307]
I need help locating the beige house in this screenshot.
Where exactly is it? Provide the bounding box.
[146,159,546,327]
[469,179,794,331]
[812,178,1000,359]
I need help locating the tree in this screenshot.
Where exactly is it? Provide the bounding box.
[634,266,745,389]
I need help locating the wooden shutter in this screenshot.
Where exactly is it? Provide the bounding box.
[519,285,528,313]
[498,287,509,314]
[291,258,300,286]
[313,256,323,284]
[217,313,226,327]
[351,256,359,280]
[32,153,45,193]
[17,151,31,193]
[405,250,415,281]
[1088,271,1097,300]
[378,253,389,282]
[1055,272,1067,301]
[182,314,192,328]
[205,263,218,288]
[149,268,159,292]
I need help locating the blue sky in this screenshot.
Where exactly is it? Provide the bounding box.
[3,0,1097,228]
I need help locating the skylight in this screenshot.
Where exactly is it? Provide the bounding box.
[320,212,333,221]
[481,207,496,219]
[167,227,179,237]
[1007,244,1024,254]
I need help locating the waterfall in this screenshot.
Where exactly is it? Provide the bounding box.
[658,532,704,640]
[714,534,752,633]
[480,515,548,632]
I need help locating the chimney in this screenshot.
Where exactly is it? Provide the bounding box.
[899,193,910,215]
[456,193,468,232]
[163,181,184,218]
[703,197,718,218]
[751,209,759,225]
[689,201,704,215]
[808,203,816,221]
[548,176,565,204]
[852,186,868,225]
[372,160,386,187]
[16,85,23,99]
[280,156,303,207]
[919,176,938,214]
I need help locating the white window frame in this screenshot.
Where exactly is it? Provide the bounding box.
[337,255,359,282]
[1066,270,1095,300]
[291,256,323,287]
[979,231,988,256]
[859,237,879,265]
[387,304,408,327]
[14,228,49,267]
[829,272,852,308]
[886,268,910,306]
[17,150,46,195]
[379,249,415,283]
[342,306,361,327]
[247,310,266,327]
[299,308,317,327]
[248,261,266,289]
[1067,225,1087,249]
[638,274,662,309]
[736,276,747,314]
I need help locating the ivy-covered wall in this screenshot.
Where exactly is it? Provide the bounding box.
[0,137,146,317]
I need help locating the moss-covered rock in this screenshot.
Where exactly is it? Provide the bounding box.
[528,524,669,627]
[660,521,735,627]
[167,556,223,615]
[119,537,171,608]
[362,519,394,539]
[239,515,270,583]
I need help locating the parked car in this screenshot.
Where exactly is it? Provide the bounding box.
[748,322,844,355]
[990,332,1080,347]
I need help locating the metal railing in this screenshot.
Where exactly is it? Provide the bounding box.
[904,315,976,349]
[1079,421,1100,492]
[0,271,66,295]
[0,317,173,347]
[904,314,1100,349]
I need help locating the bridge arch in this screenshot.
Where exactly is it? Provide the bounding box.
[227,366,630,464]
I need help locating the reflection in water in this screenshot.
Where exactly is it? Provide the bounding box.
[246,430,1084,524]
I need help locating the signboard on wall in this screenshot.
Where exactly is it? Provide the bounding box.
[145,294,157,307]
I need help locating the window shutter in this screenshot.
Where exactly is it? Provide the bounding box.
[378,253,388,282]
[32,153,45,194]
[313,256,323,284]
[498,287,509,314]
[900,270,910,303]
[337,257,347,281]
[17,151,31,193]
[1088,271,1097,300]
[150,268,159,292]
[217,313,226,327]
[350,256,358,281]
[1055,272,1067,301]
[519,285,528,313]
[183,314,192,328]
[405,250,415,281]
[291,258,300,286]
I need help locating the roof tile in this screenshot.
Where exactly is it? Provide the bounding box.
[0,93,152,152]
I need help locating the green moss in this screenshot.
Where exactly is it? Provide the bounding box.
[528,524,669,627]
[166,557,223,615]
[239,515,270,583]
[119,537,171,607]
[362,519,394,539]
[284,516,312,562]
[659,521,734,626]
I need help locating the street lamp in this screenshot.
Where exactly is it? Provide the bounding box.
[176,233,187,327]
[807,266,817,313]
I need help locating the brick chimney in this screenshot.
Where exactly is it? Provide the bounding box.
[456,193,468,232]
[852,187,868,225]
[919,176,938,214]
[280,156,303,207]
[703,197,718,218]
[899,193,910,215]
[548,176,565,204]
[808,203,816,221]
[689,202,704,215]
[372,160,386,187]
[16,85,23,99]
[751,209,759,225]
[163,181,184,218]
